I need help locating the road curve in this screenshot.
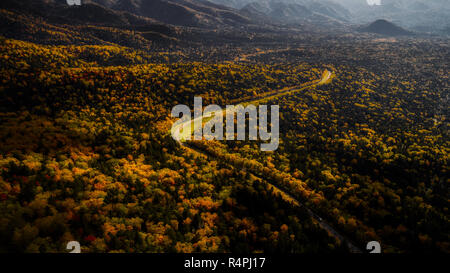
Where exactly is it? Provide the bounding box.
[172,70,332,142]
[170,69,363,253]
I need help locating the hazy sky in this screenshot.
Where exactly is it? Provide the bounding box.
[366,0,381,6]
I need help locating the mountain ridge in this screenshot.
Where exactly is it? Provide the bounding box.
[87,0,254,27]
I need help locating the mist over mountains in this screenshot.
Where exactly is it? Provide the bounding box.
[208,0,450,35]
[338,0,450,34]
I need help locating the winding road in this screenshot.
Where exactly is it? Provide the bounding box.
[170,69,363,253]
[172,70,332,142]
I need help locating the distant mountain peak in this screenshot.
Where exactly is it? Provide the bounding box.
[359,19,413,36]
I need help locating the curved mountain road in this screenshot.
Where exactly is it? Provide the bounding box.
[171,69,363,253]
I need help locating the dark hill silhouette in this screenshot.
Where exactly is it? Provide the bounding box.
[359,19,413,36]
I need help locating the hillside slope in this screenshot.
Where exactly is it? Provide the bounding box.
[88,0,253,27]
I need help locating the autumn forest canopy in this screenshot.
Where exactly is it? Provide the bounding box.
[0,0,448,254]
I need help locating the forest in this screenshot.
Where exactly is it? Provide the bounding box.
[0,1,448,254]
